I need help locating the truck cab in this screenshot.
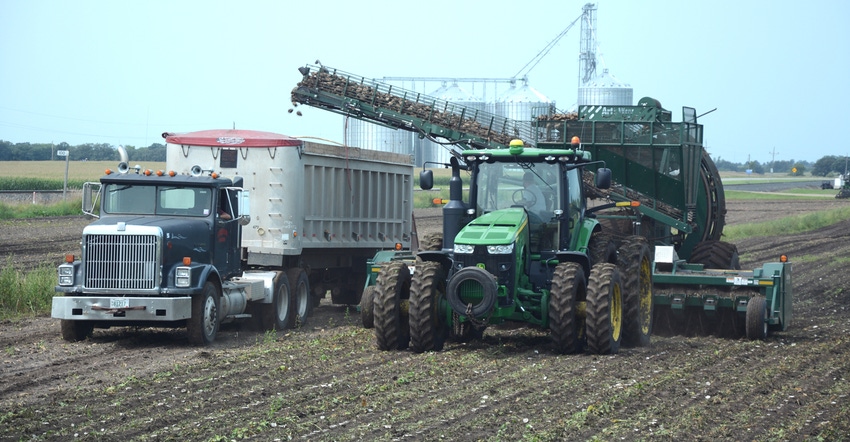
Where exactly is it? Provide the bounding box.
[53,169,248,344]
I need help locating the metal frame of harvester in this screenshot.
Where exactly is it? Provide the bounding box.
[290,63,791,353]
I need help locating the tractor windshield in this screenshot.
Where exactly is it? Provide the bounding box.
[475,162,560,221]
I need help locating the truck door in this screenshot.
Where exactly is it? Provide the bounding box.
[214,188,241,278]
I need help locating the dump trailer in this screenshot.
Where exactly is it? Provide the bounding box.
[52,130,414,345]
[290,63,791,351]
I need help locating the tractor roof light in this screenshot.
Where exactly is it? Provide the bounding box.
[780,254,788,263]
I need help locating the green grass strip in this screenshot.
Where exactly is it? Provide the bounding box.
[723,206,850,241]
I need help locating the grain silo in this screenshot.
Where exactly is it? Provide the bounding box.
[415,82,486,166]
[495,77,553,144]
[577,68,633,106]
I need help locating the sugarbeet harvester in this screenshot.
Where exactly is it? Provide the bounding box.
[290,64,791,353]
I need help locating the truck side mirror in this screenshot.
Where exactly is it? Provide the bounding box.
[420,169,434,190]
[596,168,612,190]
[237,189,251,225]
[82,182,101,218]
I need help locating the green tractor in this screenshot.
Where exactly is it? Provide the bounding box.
[372,140,653,355]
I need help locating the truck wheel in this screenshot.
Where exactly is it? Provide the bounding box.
[360,285,376,329]
[548,262,586,354]
[746,296,768,340]
[410,261,448,353]
[258,272,292,331]
[586,263,623,355]
[287,268,311,328]
[587,231,617,266]
[374,261,411,351]
[187,281,220,346]
[60,320,94,342]
[617,237,653,347]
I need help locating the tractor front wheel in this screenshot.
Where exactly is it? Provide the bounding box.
[374,261,411,351]
[586,263,623,355]
[548,262,586,354]
[187,281,221,346]
[409,261,449,353]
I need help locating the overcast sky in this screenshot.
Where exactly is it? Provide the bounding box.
[1,0,848,164]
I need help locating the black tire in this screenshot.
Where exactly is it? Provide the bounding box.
[257,272,291,331]
[746,296,768,340]
[374,261,411,351]
[446,266,498,319]
[697,150,726,242]
[587,231,618,266]
[586,263,623,355]
[548,262,586,354]
[689,240,740,270]
[60,319,93,342]
[617,237,653,347]
[360,285,376,329]
[187,281,221,346]
[410,261,449,353]
[287,268,311,329]
[420,232,443,252]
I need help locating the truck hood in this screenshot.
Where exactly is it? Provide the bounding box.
[455,208,527,246]
[85,215,214,260]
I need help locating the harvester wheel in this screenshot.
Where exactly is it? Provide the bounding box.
[360,285,376,329]
[60,320,94,342]
[374,261,411,351]
[690,241,740,270]
[617,237,653,347]
[746,296,768,340]
[586,263,623,355]
[588,231,618,266]
[548,262,586,354]
[409,261,449,353]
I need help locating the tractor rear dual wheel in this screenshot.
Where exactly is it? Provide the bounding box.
[409,261,449,353]
[585,263,623,355]
[374,261,411,351]
[617,237,653,347]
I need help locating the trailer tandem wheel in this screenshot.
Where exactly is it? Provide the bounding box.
[287,268,311,329]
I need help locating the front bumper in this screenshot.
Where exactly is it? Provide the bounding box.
[51,296,191,321]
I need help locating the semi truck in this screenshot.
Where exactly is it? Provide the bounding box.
[52,130,414,345]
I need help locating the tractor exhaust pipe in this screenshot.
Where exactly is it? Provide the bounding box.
[442,156,466,252]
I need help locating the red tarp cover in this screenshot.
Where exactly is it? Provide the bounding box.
[164,129,302,147]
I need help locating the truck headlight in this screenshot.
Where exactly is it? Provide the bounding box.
[487,244,514,254]
[58,264,74,286]
[176,266,191,288]
[454,244,475,254]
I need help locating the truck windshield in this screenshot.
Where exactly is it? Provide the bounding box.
[476,162,560,219]
[103,184,212,217]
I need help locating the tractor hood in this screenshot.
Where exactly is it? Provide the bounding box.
[456,208,527,246]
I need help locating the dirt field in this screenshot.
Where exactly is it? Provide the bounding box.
[2,199,850,441]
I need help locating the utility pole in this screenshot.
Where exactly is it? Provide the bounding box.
[769,146,778,174]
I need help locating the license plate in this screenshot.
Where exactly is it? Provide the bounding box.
[110,298,130,309]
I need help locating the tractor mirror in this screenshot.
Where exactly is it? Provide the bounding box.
[420,169,434,190]
[596,168,612,190]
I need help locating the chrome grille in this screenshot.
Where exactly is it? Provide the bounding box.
[83,234,160,290]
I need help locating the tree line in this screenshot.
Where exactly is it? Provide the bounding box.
[0,141,166,162]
